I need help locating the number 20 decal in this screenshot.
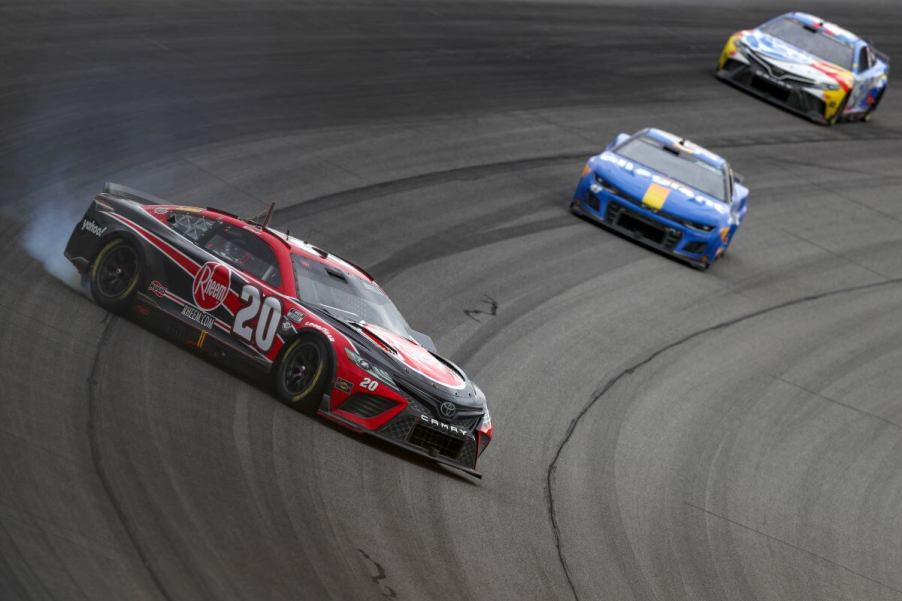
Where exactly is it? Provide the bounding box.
[233,285,282,352]
[360,377,378,392]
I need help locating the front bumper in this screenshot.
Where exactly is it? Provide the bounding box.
[572,185,723,267]
[716,58,842,124]
[320,392,489,478]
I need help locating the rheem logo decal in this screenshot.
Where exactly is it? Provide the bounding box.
[193,262,230,311]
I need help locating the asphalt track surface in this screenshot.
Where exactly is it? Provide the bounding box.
[3,1,902,600]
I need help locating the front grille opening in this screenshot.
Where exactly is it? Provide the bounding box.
[683,241,707,254]
[408,424,465,459]
[722,58,744,73]
[458,438,478,468]
[616,211,666,244]
[751,76,790,101]
[340,394,398,419]
[585,194,600,212]
[396,381,482,431]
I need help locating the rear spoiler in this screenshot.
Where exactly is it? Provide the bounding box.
[875,49,890,66]
[102,182,169,205]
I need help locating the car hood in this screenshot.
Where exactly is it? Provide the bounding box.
[592,152,731,225]
[741,29,854,91]
[357,322,468,391]
[308,306,484,409]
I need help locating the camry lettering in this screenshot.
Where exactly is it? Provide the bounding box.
[81,219,107,237]
[419,413,466,436]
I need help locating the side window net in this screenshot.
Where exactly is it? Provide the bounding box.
[859,47,871,72]
[170,212,216,242]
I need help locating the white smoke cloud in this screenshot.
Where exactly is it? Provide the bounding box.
[22,204,85,291]
[6,183,92,294]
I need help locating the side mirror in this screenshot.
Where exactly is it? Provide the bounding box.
[733,181,749,205]
[733,171,745,185]
[409,330,437,353]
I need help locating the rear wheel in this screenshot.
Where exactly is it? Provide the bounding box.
[274,334,332,415]
[89,238,142,312]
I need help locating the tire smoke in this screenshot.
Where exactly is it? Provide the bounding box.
[15,195,87,292]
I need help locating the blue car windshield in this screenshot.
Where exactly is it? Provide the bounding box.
[761,17,854,70]
[292,254,411,335]
[616,137,728,201]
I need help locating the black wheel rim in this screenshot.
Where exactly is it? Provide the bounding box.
[284,342,322,396]
[97,245,138,298]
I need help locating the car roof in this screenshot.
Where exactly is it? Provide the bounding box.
[777,12,864,47]
[634,128,727,170]
[161,204,376,283]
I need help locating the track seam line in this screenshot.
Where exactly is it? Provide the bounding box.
[777,227,891,281]
[684,502,902,596]
[545,276,902,601]
[773,375,902,431]
[87,315,175,601]
[0,519,61,601]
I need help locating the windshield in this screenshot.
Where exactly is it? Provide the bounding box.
[761,17,854,70]
[292,255,411,335]
[616,137,728,201]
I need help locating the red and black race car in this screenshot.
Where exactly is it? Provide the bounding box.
[65,183,492,477]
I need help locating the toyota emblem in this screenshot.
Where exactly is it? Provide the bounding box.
[439,401,457,419]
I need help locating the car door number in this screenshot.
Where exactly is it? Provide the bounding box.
[360,377,378,391]
[233,284,282,352]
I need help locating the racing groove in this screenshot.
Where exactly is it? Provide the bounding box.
[2,1,902,600]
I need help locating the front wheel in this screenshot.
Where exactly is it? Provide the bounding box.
[825,92,850,126]
[90,238,142,312]
[864,88,886,122]
[274,334,332,415]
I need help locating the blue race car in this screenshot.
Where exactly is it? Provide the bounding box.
[571,128,748,270]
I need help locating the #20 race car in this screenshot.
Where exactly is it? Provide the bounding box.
[64,183,492,477]
[716,12,889,125]
[571,128,748,270]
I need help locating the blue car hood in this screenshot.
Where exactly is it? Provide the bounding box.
[591,151,731,225]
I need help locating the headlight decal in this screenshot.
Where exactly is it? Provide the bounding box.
[345,348,397,388]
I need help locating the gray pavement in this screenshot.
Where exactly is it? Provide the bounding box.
[2,1,902,600]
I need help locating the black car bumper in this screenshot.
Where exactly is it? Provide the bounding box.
[319,404,486,478]
[717,59,832,124]
[571,196,713,269]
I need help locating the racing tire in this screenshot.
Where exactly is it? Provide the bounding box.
[89,238,143,312]
[274,334,332,415]
[864,88,886,122]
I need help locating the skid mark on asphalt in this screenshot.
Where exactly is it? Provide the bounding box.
[464,295,498,323]
[685,502,902,596]
[87,315,175,601]
[358,548,398,599]
[273,152,590,223]
[274,127,902,228]
[546,276,902,601]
